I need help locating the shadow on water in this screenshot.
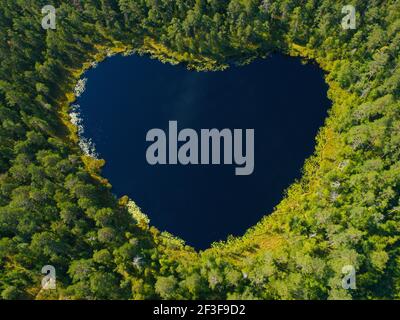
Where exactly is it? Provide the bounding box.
[78,54,330,250]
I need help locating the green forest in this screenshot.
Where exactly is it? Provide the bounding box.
[0,0,399,300]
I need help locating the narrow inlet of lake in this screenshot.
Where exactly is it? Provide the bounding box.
[77,54,330,249]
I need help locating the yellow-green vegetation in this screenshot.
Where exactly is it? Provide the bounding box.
[0,0,399,300]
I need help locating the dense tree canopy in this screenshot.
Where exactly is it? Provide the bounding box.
[0,0,399,299]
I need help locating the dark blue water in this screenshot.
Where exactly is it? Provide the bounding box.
[78,54,330,249]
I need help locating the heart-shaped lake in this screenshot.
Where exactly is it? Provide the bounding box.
[77,54,330,249]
